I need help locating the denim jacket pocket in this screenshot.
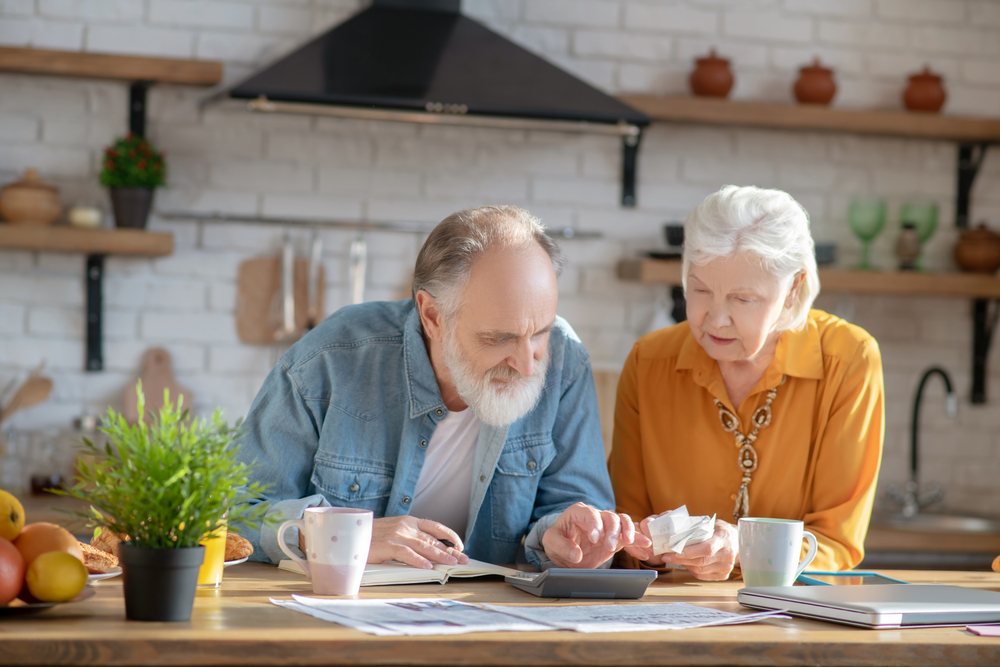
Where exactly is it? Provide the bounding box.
[312,458,395,514]
[490,438,556,542]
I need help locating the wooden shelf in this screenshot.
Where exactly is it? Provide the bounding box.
[620,94,1000,142]
[0,46,222,86]
[618,258,1000,299]
[0,225,173,256]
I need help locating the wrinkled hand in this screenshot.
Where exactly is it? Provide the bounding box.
[368,516,470,569]
[301,515,468,570]
[656,519,739,581]
[542,502,652,568]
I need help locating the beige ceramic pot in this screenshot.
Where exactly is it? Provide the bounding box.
[793,58,836,105]
[0,168,62,226]
[953,223,1000,274]
[903,66,946,113]
[689,49,734,98]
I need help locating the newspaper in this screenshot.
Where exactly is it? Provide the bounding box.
[271,596,547,636]
[272,596,787,636]
[483,602,789,633]
[646,505,716,555]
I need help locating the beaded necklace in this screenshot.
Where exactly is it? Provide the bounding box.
[713,376,785,521]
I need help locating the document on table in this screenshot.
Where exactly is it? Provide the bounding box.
[271,596,548,636]
[482,602,789,633]
[967,624,1000,637]
[272,596,787,636]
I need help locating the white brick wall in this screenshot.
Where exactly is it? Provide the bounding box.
[1,0,1000,513]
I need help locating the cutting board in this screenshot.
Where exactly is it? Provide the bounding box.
[235,256,325,345]
[123,347,193,423]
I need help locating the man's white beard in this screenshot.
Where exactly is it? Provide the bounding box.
[442,329,549,427]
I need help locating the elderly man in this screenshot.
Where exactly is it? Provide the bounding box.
[238,205,648,570]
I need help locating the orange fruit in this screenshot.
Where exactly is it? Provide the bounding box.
[0,489,25,541]
[0,537,25,605]
[25,551,87,603]
[13,522,82,568]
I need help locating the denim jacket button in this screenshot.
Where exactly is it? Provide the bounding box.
[435,408,444,417]
[402,496,411,505]
[419,439,428,448]
[348,483,360,493]
[527,460,537,471]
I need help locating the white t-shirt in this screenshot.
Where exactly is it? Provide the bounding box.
[408,408,481,537]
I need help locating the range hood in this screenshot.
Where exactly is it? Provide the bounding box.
[228,0,649,206]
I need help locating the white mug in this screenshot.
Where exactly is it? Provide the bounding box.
[277,507,373,595]
[738,517,818,587]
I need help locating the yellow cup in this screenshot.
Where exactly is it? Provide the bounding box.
[197,523,228,587]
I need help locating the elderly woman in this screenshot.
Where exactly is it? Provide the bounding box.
[611,185,884,580]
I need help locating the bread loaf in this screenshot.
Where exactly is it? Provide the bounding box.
[79,541,120,574]
[225,532,253,561]
[90,530,126,557]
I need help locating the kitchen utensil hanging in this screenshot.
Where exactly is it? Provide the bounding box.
[0,366,53,425]
[235,233,326,345]
[306,229,323,330]
[349,235,367,305]
[274,232,297,343]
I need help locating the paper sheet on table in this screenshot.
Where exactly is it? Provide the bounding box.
[271,596,549,636]
[647,505,716,555]
[483,602,788,633]
[967,624,1000,637]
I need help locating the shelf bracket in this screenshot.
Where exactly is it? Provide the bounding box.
[970,298,999,404]
[955,142,990,229]
[621,129,642,208]
[85,255,105,372]
[129,80,151,137]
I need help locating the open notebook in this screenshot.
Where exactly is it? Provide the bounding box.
[278,558,524,586]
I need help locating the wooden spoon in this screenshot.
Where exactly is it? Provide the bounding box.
[0,375,53,423]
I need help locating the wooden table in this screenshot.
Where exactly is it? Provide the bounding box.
[2,564,999,666]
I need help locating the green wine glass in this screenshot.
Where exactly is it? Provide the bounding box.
[848,198,887,270]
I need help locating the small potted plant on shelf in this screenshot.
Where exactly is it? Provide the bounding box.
[99,133,166,229]
[58,384,267,622]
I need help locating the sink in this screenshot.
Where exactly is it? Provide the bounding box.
[876,513,1000,534]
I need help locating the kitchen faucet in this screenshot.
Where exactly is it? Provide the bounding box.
[895,366,957,518]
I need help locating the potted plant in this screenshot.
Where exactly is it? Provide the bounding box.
[99,133,166,229]
[58,384,266,622]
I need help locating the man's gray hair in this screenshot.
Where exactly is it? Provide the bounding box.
[413,205,565,315]
[682,185,820,331]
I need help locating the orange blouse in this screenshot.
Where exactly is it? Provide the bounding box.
[609,309,884,571]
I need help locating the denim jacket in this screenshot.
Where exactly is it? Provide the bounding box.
[237,299,613,568]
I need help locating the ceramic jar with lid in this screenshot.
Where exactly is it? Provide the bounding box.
[689,49,734,98]
[793,58,837,105]
[953,223,1000,274]
[903,66,946,113]
[0,168,62,226]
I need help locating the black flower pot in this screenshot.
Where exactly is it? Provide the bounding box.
[108,187,155,229]
[119,544,204,622]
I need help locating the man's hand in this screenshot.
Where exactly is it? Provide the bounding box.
[656,519,739,581]
[297,515,469,570]
[541,502,652,568]
[368,516,470,569]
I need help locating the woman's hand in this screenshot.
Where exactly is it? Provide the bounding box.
[658,520,739,580]
[622,516,660,563]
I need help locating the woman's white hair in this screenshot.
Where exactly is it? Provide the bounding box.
[682,185,820,331]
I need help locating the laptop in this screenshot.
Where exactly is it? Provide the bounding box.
[738,584,1000,629]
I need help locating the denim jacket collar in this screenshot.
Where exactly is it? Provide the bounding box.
[402,307,450,419]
